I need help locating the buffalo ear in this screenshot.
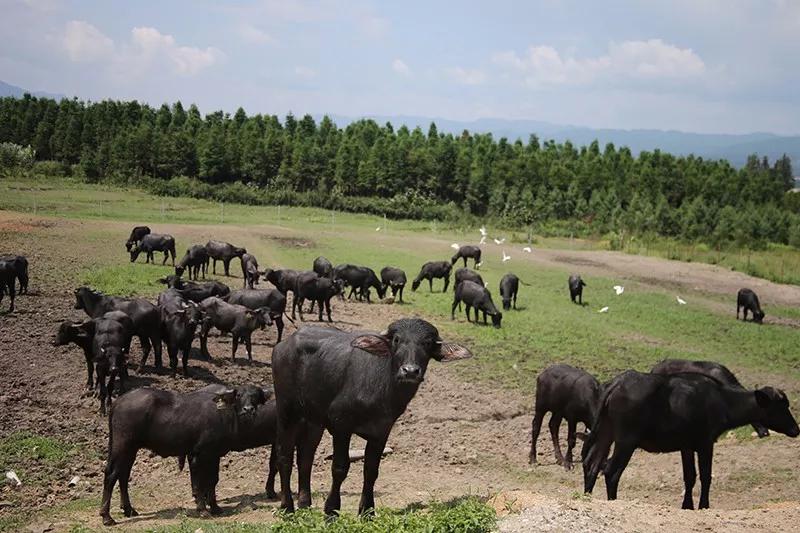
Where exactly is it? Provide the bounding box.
[351,334,391,357]
[214,389,237,410]
[755,388,772,408]
[261,386,274,401]
[437,341,473,362]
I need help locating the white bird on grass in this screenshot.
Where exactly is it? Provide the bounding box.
[494,237,506,245]
[375,227,381,231]
[598,306,609,313]
[479,235,487,245]
[502,251,511,263]
[6,471,21,486]
[677,296,687,305]
[479,226,488,236]
[613,285,624,295]
[523,246,532,253]
[451,243,460,250]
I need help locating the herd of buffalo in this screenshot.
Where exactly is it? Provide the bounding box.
[0,223,794,526]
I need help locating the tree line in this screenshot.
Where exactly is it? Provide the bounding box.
[1,94,798,248]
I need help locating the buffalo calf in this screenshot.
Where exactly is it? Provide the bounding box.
[737,288,764,323]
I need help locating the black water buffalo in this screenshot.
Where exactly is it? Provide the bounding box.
[99,384,271,526]
[54,319,97,394]
[499,273,519,311]
[737,288,764,323]
[158,275,230,303]
[292,271,342,322]
[568,274,586,305]
[198,297,271,362]
[582,371,799,509]
[241,253,263,289]
[0,255,28,294]
[158,289,202,376]
[313,256,333,278]
[0,259,16,312]
[92,311,135,415]
[125,226,151,252]
[451,245,482,268]
[175,245,208,280]
[272,318,472,515]
[130,234,176,266]
[333,264,384,302]
[74,287,163,370]
[205,240,246,277]
[265,268,301,297]
[226,288,288,343]
[411,261,452,292]
[651,359,769,438]
[451,280,502,328]
[380,267,407,303]
[529,364,602,470]
[454,268,483,288]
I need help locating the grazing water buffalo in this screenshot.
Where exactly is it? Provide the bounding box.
[205,240,246,277]
[241,253,263,289]
[74,287,163,370]
[158,275,230,303]
[130,234,176,266]
[175,245,208,280]
[125,226,151,252]
[568,274,586,305]
[0,259,16,311]
[411,261,452,292]
[451,245,482,268]
[529,364,602,470]
[451,280,502,328]
[0,255,28,294]
[226,288,288,343]
[499,273,519,310]
[92,311,135,415]
[737,288,764,323]
[333,264,384,302]
[651,359,769,438]
[54,319,96,394]
[380,266,407,303]
[313,256,333,278]
[265,268,301,297]
[158,289,202,376]
[582,371,799,509]
[198,297,271,362]
[272,318,472,515]
[100,384,271,526]
[292,272,342,322]
[454,268,484,288]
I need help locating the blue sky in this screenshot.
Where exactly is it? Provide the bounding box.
[2,0,799,134]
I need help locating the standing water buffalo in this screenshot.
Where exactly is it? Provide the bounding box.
[205,240,247,277]
[737,288,764,323]
[499,273,519,310]
[272,318,472,515]
[568,274,586,305]
[99,384,271,526]
[411,261,452,292]
[651,358,769,438]
[451,280,502,328]
[380,267,407,303]
[175,245,208,280]
[292,272,342,322]
[74,287,163,370]
[240,253,263,289]
[0,259,17,311]
[313,256,333,278]
[129,234,176,266]
[226,288,289,343]
[454,268,484,288]
[54,319,97,395]
[198,297,271,362]
[158,289,203,376]
[265,269,301,297]
[582,371,799,509]
[451,245,482,268]
[0,255,28,294]
[529,364,602,470]
[91,311,135,415]
[125,226,151,252]
[333,264,385,302]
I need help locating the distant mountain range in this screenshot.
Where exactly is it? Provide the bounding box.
[0,80,64,100]
[323,114,800,171]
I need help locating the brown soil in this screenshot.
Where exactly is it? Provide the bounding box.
[2,211,800,532]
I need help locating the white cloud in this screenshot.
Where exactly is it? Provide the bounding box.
[493,39,705,87]
[130,27,222,75]
[392,59,410,76]
[63,20,114,62]
[294,65,316,79]
[446,66,486,85]
[238,24,276,45]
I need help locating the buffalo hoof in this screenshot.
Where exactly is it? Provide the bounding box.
[123,507,138,518]
[528,455,536,465]
[102,515,116,526]
[265,489,278,500]
[564,461,573,471]
[209,504,223,516]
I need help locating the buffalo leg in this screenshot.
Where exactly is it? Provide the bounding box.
[603,444,635,500]
[513,291,517,309]
[152,334,163,368]
[297,423,324,508]
[564,419,577,470]
[223,259,231,277]
[245,333,253,361]
[199,321,211,359]
[231,335,240,361]
[181,346,190,377]
[207,456,223,515]
[97,369,108,415]
[277,418,299,512]
[398,286,404,303]
[697,445,713,509]
[324,432,352,516]
[549,414,565,465]
[265,445,278,499]
[212,259,217,275]
[451,298,459,320]
[359,436,388,516]
[189,456,209,513]
[84,351,95,393]
[167,343,178,374]
[680,449,696,509]
[428,278,433,292]
[275,316,284,343]
[137,335,152,371]
[118,457,138,518]
[736,304,740,320]
[162,251,168,265]
[529,409,545,464]
[325,297,332,323]
[100,451,136,526]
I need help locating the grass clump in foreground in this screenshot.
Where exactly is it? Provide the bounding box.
[0,431,75,473]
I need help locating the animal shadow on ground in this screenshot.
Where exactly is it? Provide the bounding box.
[400,494,481,513]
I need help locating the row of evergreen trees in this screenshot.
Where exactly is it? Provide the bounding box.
[1,94,798,247]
